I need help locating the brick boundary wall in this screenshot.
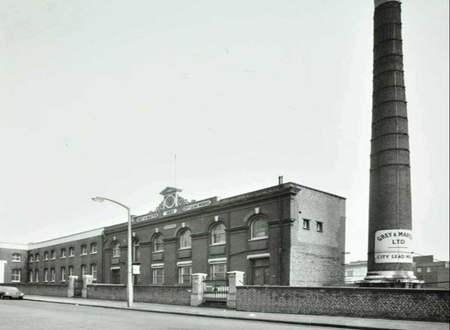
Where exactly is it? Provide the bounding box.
[0,283,68,297]
[87,284,192,306]
[236,286,450,323]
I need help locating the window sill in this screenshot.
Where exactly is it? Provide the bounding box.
[178,248,191,251]
[90,252,97,255]
[11,280,20,283]
[249,237,268,242]
[152,250,164,253]
[210,243,226,247]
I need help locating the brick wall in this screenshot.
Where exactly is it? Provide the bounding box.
[290,187,346,286]
[236,286,450,322]
[0,247,28,283]
[87,284,191,305]
[0,283,68,297]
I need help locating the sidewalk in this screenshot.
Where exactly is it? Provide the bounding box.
[24,295,448,330]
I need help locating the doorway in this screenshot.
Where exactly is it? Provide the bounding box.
[251,258,270,285]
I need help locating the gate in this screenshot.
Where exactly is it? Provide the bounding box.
[203,276,228,303]
[74,278,83,297]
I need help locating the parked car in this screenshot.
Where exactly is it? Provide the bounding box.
[0,286,25,299]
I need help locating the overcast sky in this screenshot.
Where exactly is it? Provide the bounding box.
[0,0,448,263]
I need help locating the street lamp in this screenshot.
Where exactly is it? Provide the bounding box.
[92,196,133,307]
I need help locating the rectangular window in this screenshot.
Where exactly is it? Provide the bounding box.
[417,267,422,273]
[303,219,310,230]
[35,254,40,262]
[44,252,49,260]
[68,266,74,277]
[426,267,432,273]
[316,221,323,232]
[11,269,21,282]
[152,268,164,284]
[44,269,48,282]
[81,265,87,277]
[61,249,66,258]
[12,254,22,262]
[178,266,192,284]
[35,270,39,283]
[209,263,227,280]
[90,243,97,254]
[81,245,87,255]
[51,250,56,259]
[69,247,75,257]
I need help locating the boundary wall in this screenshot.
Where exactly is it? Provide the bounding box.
[0,283,68,297]
[236,286,450,323]
[86,284,191,306]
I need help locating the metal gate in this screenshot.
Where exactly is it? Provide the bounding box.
[74,278,83,297]
[203,277,229,302]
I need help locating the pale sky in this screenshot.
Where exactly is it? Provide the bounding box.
[0,0,448,263]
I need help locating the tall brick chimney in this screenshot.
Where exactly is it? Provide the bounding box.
[362,0,421,287]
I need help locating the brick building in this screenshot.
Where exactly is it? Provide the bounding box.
[103,182,345,286]
[413,255,449,289]
[1,182,346,287]
[0,242,29,284]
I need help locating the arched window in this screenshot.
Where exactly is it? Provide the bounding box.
[112,242,121,258]
[179,229,192,249]
[251,216,268,239]
[91,264,97,280]
[81,245,87,255]
[211,223,226,245]
[61,248,66,258]
[132,240,140,263]
[69,247,75,257]
[50,268,55,282]
[50,250,56,259]
[81,264,87,277]
[35,253,40,262]
[61,267,66,282]
[68,266,74,277]
[90,243,97,254]
[35,270,39,283]
[44,251,49,260]
[153,234,164,252]
[29,270,33,283]
[44,268,48,282]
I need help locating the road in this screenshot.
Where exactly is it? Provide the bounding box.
[0,300,347,330]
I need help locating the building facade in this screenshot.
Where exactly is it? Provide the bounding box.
[0,242,29,284]
[1,182,346,287]
[413,255,449,289]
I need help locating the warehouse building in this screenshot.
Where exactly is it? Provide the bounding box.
[1,181,346,287]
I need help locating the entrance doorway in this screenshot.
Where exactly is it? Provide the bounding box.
[111,269,120,284]
[251,258,270,285]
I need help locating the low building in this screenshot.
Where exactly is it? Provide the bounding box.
[344,260,367,285]
[413,255,449,289]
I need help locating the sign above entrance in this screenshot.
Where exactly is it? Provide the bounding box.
[374,229,413,264]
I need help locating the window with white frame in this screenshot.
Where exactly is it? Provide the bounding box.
[81,245,87,255]
[50,268,55,282]
[44,251,49,260]
[209,262,227,280]
[211,223,226,245]
[61,248,66,258]
[29,270,33,283]
[152,267,164,284]
[61,267,66,282]
[251,216,268,239]
[69,247,75,257]
[68,266,74,277]
[112,242,121,258]
[51,250,56,259]
[426,267,432,273]
[35,270,39,283]
[179,230,192,249]
[11,269,21,282]
[44,268,48,282]
[91,264,97,280]
[81,264,87,277]
[417,267,422,273]
[153,234,164,252]
[35,253,39,262]
[178,264,192,284]
[90,243,97,254]
[12,253,22,262]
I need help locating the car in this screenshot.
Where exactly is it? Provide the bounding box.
[0,286,25,299]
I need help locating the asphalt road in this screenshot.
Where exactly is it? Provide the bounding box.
[0,299,346,330]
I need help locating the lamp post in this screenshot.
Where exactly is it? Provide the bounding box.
[92,196,133,307]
